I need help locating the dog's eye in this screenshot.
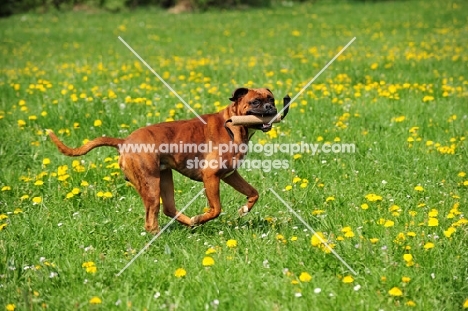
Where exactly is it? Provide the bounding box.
[269,98,275,104]
[250,100,261,106]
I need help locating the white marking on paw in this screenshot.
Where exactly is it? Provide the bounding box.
[239,205,249,217]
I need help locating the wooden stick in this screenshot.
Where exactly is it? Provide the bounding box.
[230,115,281,126]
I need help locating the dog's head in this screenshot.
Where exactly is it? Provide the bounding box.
[229,87,277,132]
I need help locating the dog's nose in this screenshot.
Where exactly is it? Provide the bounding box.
[264,103,274,110]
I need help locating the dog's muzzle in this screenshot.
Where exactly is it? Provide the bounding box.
[246,107,277,132]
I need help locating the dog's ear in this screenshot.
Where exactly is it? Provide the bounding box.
[229,88,249,102]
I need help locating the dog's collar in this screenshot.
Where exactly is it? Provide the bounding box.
[224,119,235,141]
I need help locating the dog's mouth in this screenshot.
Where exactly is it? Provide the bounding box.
[246,110,277,132]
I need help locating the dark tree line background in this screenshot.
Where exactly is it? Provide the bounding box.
[0,0,390,17]
[0,0,304,17]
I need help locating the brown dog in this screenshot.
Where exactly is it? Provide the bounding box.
[48,88,280,233]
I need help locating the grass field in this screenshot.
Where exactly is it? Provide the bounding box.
[1,0,468,309]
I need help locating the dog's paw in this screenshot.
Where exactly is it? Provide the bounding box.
[238,205,249,217]
[190,216,200,227]
[145,224,160,234]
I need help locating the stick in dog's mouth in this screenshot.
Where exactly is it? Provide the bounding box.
[229,115,282,126]
[228,94,290,129]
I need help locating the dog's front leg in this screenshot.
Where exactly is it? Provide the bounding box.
[222,171,259,217]
[191,175,221,226]
[160,169,192,226]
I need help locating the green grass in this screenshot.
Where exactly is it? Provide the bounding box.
[1,0,468,309]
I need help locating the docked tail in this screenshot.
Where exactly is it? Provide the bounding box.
[47,130,124,157]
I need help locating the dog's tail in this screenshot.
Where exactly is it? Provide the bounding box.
[47,130,124,157]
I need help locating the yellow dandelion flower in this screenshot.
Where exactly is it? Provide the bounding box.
[312,210,325,216]
[311,232,326,247]
[299,272,312,282]
[405,300,416,307]
[32,197,42,204]
[444,227,456,238]
[369,238,379,244]
[205,248,216,255]
[402,276,411,283]
[403,254,413,262]
[422,95,434,102]
[388,287,403,296]
[226,239,237,248]
[292,177,302,184]
[82,261,94,268]
[284,185,292,191]
[6,304,16,311]
[384,220,395,227]
[414,185,424,191]
[427,218,438,227]
[365,193,383,202]
[94,119,102,127]
[89,296,102,304]
[202,256,215,267]
[326,196,335,202]
[342,275,354,283]
[423,242,435,249]
[174,268,187,278]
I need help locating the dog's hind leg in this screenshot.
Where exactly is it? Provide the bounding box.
[136,175,161,233]
[222,171,259,217]
[160,169,192,226]
[190,175,221,226]
[119,155,161,233]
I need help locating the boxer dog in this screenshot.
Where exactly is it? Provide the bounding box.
[49,88,288,233]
